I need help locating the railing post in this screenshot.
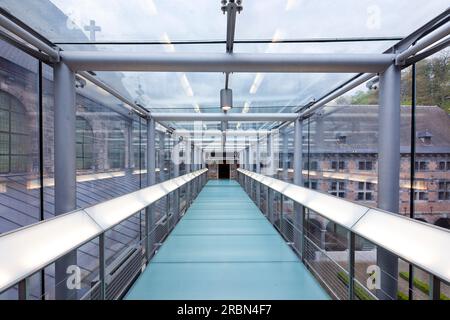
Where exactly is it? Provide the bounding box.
[145,117,156,261]
[98,233,106,300]
[348,231,355,300]
[18,278,29,300]
[268,187,274,223]
[377,63,401,300]
[280,194,284,231]
[53,61,77,300]
[429,275,441,300]
[166,193,171,231]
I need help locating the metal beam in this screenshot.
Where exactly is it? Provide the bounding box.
[396,22,450,65]
[152,113,299,122]
[0,13,59,61]
[299,73,375,118]
[60,51,395,73]
[78,71,149,117]
[377,63,401,300]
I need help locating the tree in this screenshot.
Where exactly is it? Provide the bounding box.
[342,50,450,113]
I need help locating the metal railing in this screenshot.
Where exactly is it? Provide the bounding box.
[237,168,450,300]
[0,168,208,299]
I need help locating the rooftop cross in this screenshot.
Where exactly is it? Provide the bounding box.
[84,20,101,42]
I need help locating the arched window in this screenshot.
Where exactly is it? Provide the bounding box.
[108,128,125,169]
[76,116,94,170]
[0,91,29,174]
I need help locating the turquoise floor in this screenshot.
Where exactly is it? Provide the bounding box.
[125,179,329,300]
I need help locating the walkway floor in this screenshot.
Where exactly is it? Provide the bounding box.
[125,179,329,299]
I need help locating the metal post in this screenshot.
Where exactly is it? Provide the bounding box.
[173,138,180,217]
[429,275,441,300]
[293,118,304,258]
[127,122,133,173]
[53,62,77,300]
[266,133,272,177]
[268,187,274,223]
[98,233,106,300]
[185,139,191,205]
[282,127,289,181]
[159,131,166,182]
[348,232,355,300]
[18,278,29,300]
[256,134,261,208]
[245,145,250,193]
[377,63,401,300]
[248,143,254,197]
[145,117,156,261]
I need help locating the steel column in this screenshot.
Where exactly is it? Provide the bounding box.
[266,134,273,177]
[245,144,250,193]
[159,131,166,182]
[173,138,180,218]
[256,134,261,208]
[293,118,304,258]
[53,62,77,300]
[145,118,156,261]
[282,127,289,181]
[127,123,133,172]
[377,63,401,300]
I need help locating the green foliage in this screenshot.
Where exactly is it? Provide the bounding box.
[345,51,450,113]
[350,90,378,105]
[336,271,376,300]
[397,291,409,300]
[401,51,450,113]
[399,271,449,300]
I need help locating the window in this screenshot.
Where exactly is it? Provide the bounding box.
[305,160,318,170]
[108,128,125,169]
[438,161,450,171]
[331,160,345,170]
[76,117,94,170]
[304,180,318,190]
[358,160,373,171]
[438,181,450,200]
[0,92,29,174]
[329,180,345,198]
[414,161,428,171]
[414,191,428,201]
[357,182,374,201]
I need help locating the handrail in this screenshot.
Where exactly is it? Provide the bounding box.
[0,168,207,293]
[237,168,450,284]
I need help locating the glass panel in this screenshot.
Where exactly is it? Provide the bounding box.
[0,39,40,235]
[1,0,447,42]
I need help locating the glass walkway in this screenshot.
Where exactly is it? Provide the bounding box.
[125,180,329,300]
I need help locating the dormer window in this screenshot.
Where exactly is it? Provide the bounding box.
[336,133,346,144]
[417,130,433,144]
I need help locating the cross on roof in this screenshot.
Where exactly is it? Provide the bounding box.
[84,20,101,42]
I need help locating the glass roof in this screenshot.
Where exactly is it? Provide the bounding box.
[1,0,448,42]
[0,0,448,129]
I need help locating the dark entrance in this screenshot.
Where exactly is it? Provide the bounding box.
[218,164,230,179]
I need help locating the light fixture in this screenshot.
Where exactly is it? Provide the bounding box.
[220,88,233,112]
